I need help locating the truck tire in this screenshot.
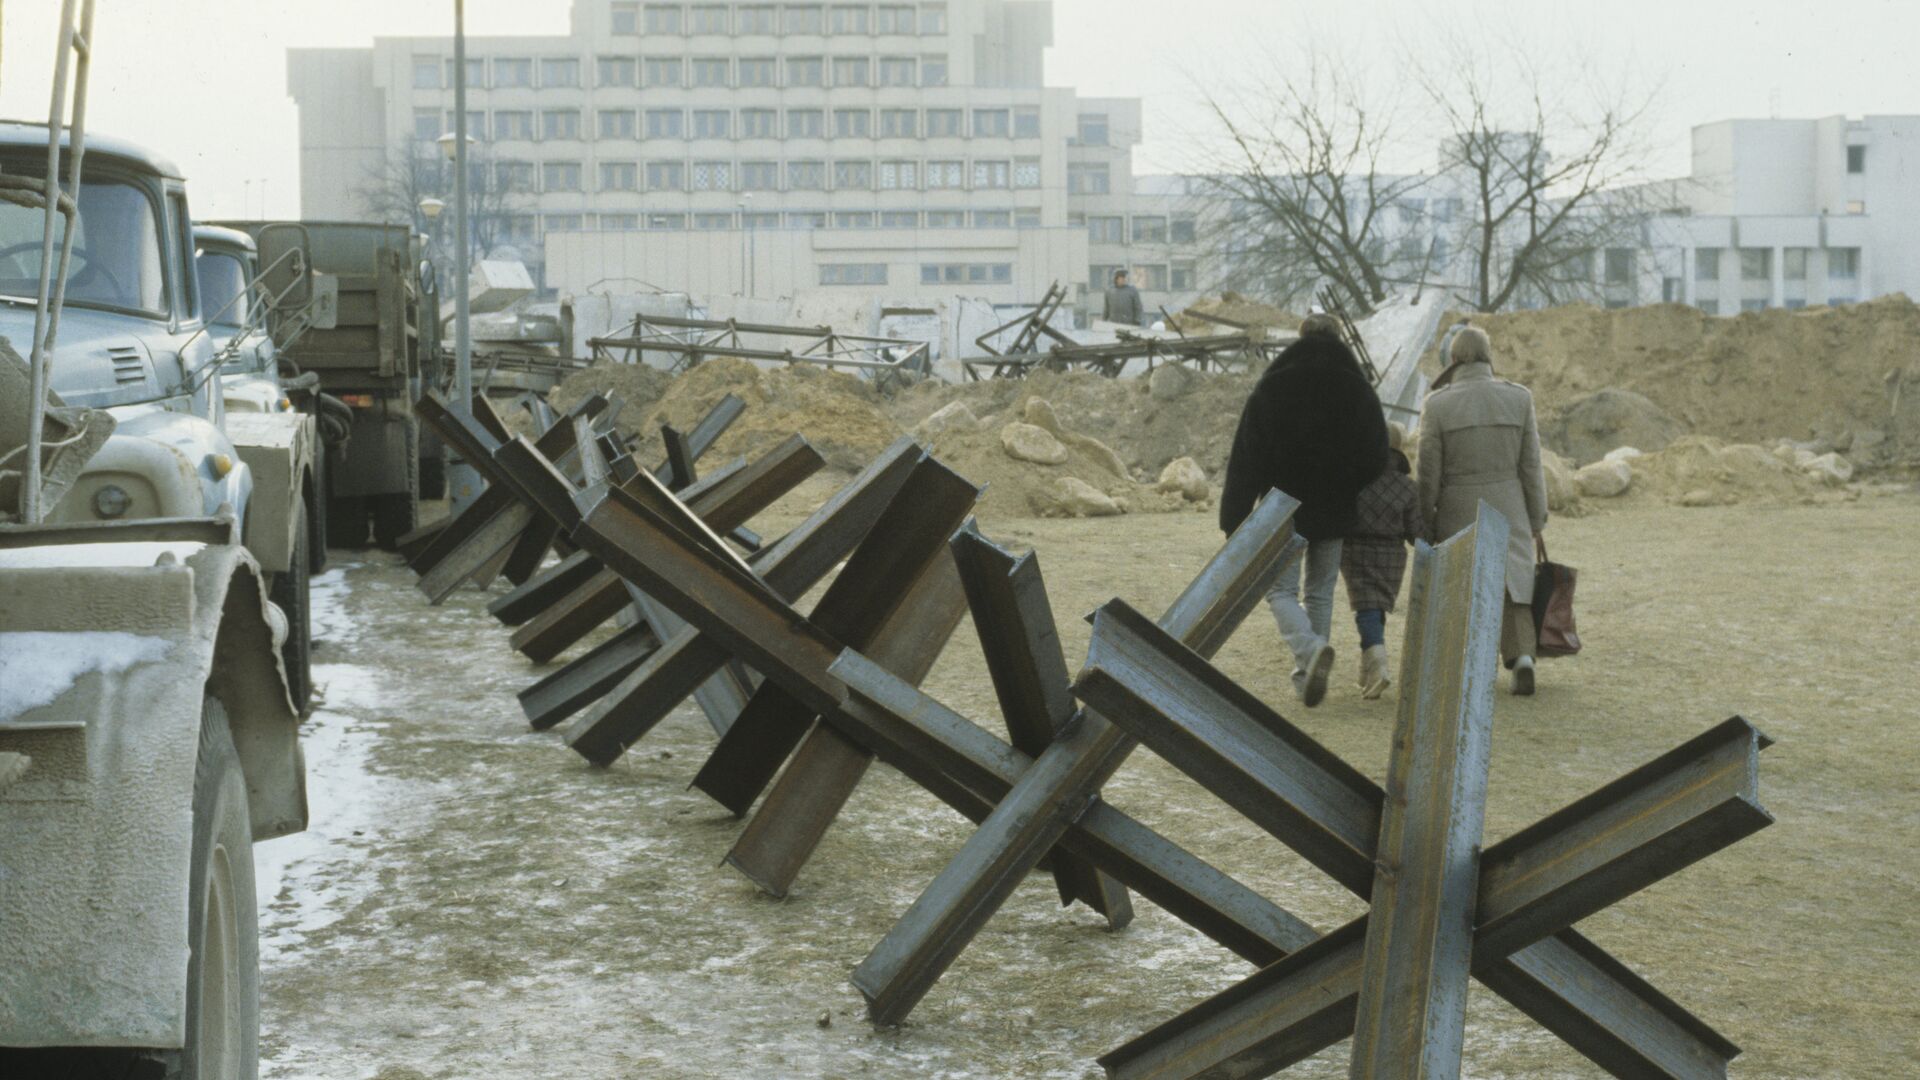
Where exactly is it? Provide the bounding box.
[177,697,261,1080]
[270,505,313,714]
[306,458,328,575]
[371,418,420,551]
[325,494,368,549]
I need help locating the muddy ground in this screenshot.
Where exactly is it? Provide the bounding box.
[257,492,1920,1078]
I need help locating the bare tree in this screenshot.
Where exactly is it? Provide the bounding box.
[1197,60,1433,311]
[357,141,529,281]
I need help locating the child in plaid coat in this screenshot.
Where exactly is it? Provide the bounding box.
[1342,423,1424,698]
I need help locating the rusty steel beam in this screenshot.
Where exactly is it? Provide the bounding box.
[1075,609,1765,1080]
[559,438,926,765]
[689,456,980,816]
[847,495,1302,1026]
[518,621,660,731]
[1348,507,1506,1079]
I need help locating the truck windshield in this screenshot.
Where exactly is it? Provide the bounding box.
[196,249,251,328]
[0,175,167,316]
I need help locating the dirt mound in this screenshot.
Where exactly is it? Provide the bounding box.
[1549,388,1690,465]
[1611,436,1826,507]
[1174,292,1302,333]
[1447,297,1920,463]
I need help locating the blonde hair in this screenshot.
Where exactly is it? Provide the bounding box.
[1387,421,1407,451]
[1449,325,1493,366]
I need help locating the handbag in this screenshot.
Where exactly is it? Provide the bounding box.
[1530,537,1582,658]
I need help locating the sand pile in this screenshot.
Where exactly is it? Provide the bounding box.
[1446,296,1920,463]
[1563,437,1839,508]
[1549,389,1689,465]
[1173,293,1302,334]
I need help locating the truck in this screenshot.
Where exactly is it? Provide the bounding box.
[218,220,439,551]
[1,19,311,1073]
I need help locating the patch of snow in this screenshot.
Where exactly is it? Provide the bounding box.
[307,565,357,644]
[0,541,207,569]
[0,630,173,722]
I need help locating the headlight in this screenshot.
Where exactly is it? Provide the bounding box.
[93,484,132,519]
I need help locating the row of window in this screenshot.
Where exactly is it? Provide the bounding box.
[1694,246,1860,282]
[1077,215,1199,245]
[608,3,948,37]
[521,208,1044,232]
[416,105,1043,142]
[1695,297,1855,315]
[473,156,1048,193]
[1089,263,1196,293]
[416,53,950,90]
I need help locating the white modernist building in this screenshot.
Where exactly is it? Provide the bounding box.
[286,0,1214,319]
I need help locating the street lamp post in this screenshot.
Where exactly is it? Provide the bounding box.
[441,0,481,512]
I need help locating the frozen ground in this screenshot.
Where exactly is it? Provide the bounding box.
[255,496,1920,1078]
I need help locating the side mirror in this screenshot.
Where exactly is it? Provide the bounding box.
[257,223,314,314]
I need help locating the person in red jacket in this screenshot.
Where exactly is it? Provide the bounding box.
[1219,315,1387,706]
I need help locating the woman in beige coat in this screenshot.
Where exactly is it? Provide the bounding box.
[1417,325,1549,694]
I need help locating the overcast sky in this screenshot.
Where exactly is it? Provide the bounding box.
[1,0,1914,219]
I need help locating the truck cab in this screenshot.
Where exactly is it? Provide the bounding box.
[195,223,290,417]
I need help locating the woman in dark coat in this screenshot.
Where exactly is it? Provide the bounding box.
[1220,316,1388,706]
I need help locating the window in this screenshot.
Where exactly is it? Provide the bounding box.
[1171,262,1195,291]
[645,4,684,33]
[742,161,780,190]
[1089,265,1125,292]
[692,5,729,32]
[1067,163,1109,194]
[739,58,777,86]
[599,162,638,190]
[1784,247,1810,281]
[611,2,639,33]
[1135,265,1168,291]
[973,109,1009,137]
[834,109,871,137]
[878,57,916,86]
[598,57,637,86]
[494,58,533,87]
[833,57,870,86]
[1433,198,1461,223]
[788,109,825,138]
[921,263,1008,284]
[788,211,827,230]
[1088,216,1123,244]
[446,110,486,139]
[692,160,733,190]
[602,213,641,231]
[833,211,875,229]
[644,58,683,86]
[787,160,827,189]
[977,264,1012,283]
[921,54,948,86]
[1738,248,1770,282]
[1014,106,1040,138]
[782,4,824,33]
[647,161,686,190]
[648,213,688,231]
[504,215,538,244]
[543,162,582,191]
[821,263,887,285]
[413,108,442,141]
[879,160,918,189]
[1170,217,1196,244]
[926,109,962,137]
[1395,198,1425,226]
[974,210,1012,229]
[1016,210,1041,229]
[545,213,584,232]
[1741,299,1768,312]
[876,5,914,33]
[1013,158,1041,189]
[1133,216,1167,243]
[788,57,825,85]
[738,5,777,32]
[447,57,486,88]
[831,5,870,32]
[880,109,917,137]
[692,109,730,138]
[834,160,872,188]
[743,211,781,229]
[599,110,637,138]
[691,58,730,86]
[881,210,918,228]
[493,111,534,140]
[972,160,1009,189]
[694,212,734,230]
[920,3,948,32]
[413,56,442,89]
[925,209,965,228]
[541,58,580,87]
[540,109,580,140]
[741,109,778,137]
[495,160,535,192]
[1694,247,1721,282]
[646,109,685,138]
[1847,145,1866,174]
[1829,247,1860,280]
[1696,298,1720,315]
[1605,248,1635,285]
[1076,113,1109,146]
[926,160,964,189]
[1784,298,1807,310]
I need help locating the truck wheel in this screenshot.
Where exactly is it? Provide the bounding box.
[270,506,313,713]
[325,494,368,549]
[180,697,261,1080]
[306,459,328,575]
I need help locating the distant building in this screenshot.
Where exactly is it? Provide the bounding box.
[286,0,1214,319]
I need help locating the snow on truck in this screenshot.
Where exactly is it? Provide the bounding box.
[2,12,312,1074]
